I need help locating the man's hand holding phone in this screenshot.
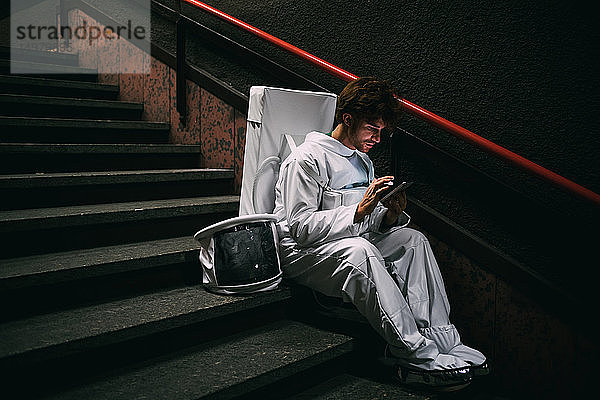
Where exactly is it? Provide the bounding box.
[381,180,413,203]
[354,175,394,223]
[380,179,412,228]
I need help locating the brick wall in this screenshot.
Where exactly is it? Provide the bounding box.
[68,8,247,192]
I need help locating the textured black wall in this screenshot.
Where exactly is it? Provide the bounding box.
[191,0,599,193]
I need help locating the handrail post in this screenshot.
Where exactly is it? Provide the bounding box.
[176,16,187,124]
[55,5,60,51]
[58,0,70,51]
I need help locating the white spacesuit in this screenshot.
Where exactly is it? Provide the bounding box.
[273,131,487,374]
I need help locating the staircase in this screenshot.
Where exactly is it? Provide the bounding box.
[0,48,443,399]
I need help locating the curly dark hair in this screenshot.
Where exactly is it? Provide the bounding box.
[335,77,402,129]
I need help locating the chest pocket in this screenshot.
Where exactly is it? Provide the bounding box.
[298,159,369,210]
[321,186,368,210]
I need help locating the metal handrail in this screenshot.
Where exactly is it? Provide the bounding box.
[183,0,600,206]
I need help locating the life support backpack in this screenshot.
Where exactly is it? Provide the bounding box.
[194,86,337,294]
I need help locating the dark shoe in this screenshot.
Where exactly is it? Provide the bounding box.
[397,365,472,392]
[472,361,490,377]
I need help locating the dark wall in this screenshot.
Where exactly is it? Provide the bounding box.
[190,0,599,194]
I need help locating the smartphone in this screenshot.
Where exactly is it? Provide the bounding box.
[380,180,413,202]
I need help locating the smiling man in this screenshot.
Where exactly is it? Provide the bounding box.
[273,77,487,391]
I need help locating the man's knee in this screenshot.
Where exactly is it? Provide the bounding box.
[390,227,428,248]
[342,236,383,262]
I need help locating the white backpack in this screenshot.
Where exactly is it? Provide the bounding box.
[194,86,337,294]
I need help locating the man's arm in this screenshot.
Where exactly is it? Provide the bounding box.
[279,159,362,246]
[354,176,394,223]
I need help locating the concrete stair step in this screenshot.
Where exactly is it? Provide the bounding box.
[0,236,203,320]
[0,75,119,100]
[0,169,232,188]
[42,319,353,400]
[0,236,200,290]
[0,59,97,81]
[0,168,234,209]
[0,287,295,398]
[285,373,426,400]
[286,365,506,399]
[0,93,143,120]
[0,196,239,232]
[0,143,202,173]
[0,116,170,143]
[0,286,291,365]
[0,196,239,257]
[0,47,79,67]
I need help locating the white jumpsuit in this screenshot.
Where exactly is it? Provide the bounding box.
[273,131,486,371]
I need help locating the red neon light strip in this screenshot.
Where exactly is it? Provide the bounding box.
[400,99,600,205]
[184,0,600,206]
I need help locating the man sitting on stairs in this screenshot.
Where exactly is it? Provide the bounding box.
[273,77,488,391]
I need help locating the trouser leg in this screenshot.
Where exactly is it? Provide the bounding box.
[365,228,486,366]
[364,228,451,328]
[279,236,468,370]
[281,237,425,352]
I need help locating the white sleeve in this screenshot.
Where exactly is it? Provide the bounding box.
[357,156,410,234]
[279,159,362,247]
[370,206,411,234]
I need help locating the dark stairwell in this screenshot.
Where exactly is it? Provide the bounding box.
[1,0,597,398]
[0,46,483,399]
